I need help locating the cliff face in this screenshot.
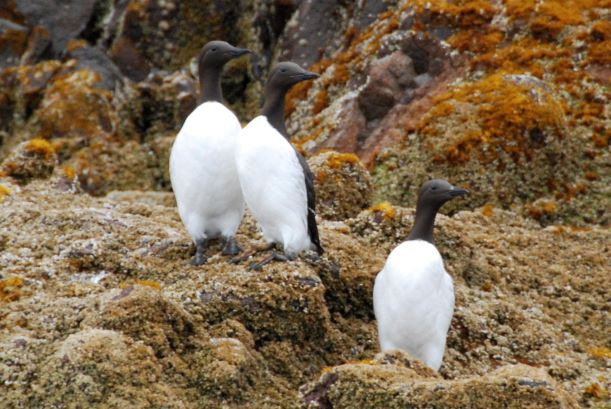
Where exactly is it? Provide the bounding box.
[0,1,609,408]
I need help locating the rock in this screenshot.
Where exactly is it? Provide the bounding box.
[1,138,57,182]
[373,73,576,219]
[308,151,373,220]
[301,351,579,408]
[357,51,416,121]
[0,18,28,68]
[66,41,125,90]
[122,70,197,139]
[15,0,98,55]
[0,60,62,144]
[30,328,177,408]
[276,0,391,67]
[107,0,252,82]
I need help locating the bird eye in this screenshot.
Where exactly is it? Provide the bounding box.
[281,69,287,73]
[211,48,217,52]
[431,186,437,191]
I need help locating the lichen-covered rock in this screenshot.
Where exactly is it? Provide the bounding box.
[301,351,579,408]
[1,138,57,182]
[373,73,576,218]
[30,328,177,408]
[308,151,373,220]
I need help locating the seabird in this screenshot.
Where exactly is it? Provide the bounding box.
[169,40,250,265]
[373,179,467,371]
[235,62,323,269]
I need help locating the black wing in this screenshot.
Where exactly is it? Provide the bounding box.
[295,150,324,255]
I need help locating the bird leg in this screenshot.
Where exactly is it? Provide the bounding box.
[230,242,275,264]
[221,236,241,256]
[249,251,295,271]
[192,238,208,266]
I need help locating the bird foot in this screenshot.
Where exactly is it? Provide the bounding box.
[221,237,241,256]
[248,251,292,271]
[191,239,207,266]
[230,242,275,264]
[191,253,207,266]
[301,252,322,265]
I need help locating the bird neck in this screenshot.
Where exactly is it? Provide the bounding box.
[261,86,289,139]
[199,66,223,104]
[407,201,441,244]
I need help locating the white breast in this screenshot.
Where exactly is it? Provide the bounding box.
[236,116,310,256]
[169,101,244,242]
[373,239,455,371]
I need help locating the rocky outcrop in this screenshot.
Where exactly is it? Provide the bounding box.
[0,1,609,408]
[1,176,608,407]
[301,351,579,408]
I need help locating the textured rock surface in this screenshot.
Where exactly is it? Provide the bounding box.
[0,0,609,408]
[308,151,373,220]
[301,351,579,408]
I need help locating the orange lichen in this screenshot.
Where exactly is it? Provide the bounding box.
[587,346,611,359]
[472,37,569,74]
[590,20,611,40]
[529,0,589,40]
[587,40,611,66]
[25,138,56,159]
[63,165,76,180]
[119,279,162,290]
[0,184,11,203]
[0,276,23,303]
[369,201,397,221]
[312,88,328,115]
[448,29,503,53]
[504,0,536,20]
[585,383,608,399]
[327,152,360,169]
[584,171,599,181]
[481,203,494,217]
[66,39,88,52]
[527,200,558,220]
[411,0,497,28]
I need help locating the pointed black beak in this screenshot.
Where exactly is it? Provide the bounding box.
[229,47,251,58]
[448,186,468,197]
[297,71,319,81]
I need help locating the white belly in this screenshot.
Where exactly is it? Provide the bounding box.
[373,240,455,371]
[169,102,244,242]
[236,116,311,256]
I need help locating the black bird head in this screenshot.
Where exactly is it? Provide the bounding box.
[417,179,468,210]
[265,62,319,92]
[407,179,468,243]
[198,40,250,70]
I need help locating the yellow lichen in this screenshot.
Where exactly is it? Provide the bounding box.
[420,72,565,164]
[0,276,23,303]
[25,138,56,159]
[369,201,397,221]
[327,152,360,169]
[587,346,611,359]
[481,203,494,217]
[527,200,558,220]
[66,39,88,52]
[585,382,609,399]
[0,184,11,203]
[63,165,76,180]
[120,279,162,290]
